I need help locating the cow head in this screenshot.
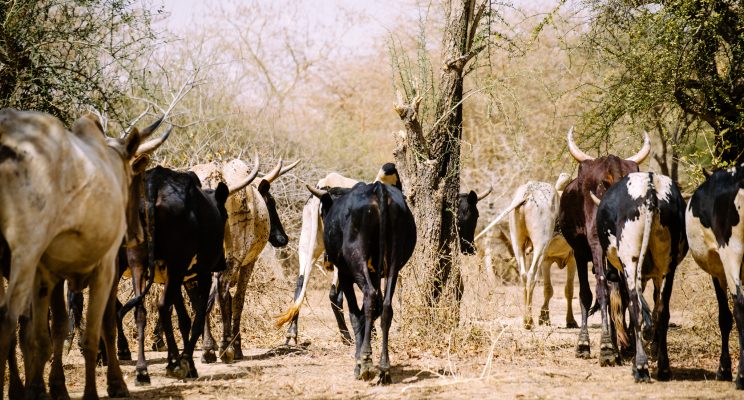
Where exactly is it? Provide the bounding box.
[256,158,301,248]
[375,162,403,191]
[567,127,650,202]
[457,188,492,255]
[72,113,171,247]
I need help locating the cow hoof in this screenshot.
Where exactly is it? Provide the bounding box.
[600,351,620,367]
[656,368,671,381]
[716,367,733,381]
[169,359,191,380]
[633,367,651,383]
[566,319,578,329]
[354,363,362,380]
[220,346,235,364]
[117,350,132,361]
[358,363,376,381]
[201,350,217,364]
[575,334,591,359]
[736,374,744,390]
[523,316,534,330]
[233,346,244,360]
[377,370,392,385]
[151,339,166,352]
[134,370,151,386]
[107,382,130,398]
[539,310,550,326]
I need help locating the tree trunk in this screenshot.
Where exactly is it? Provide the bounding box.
[393,0,484,311]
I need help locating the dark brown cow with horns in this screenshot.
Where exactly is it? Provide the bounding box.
[558,127,650,366]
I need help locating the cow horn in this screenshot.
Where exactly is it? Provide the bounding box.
[138,116,164,140]
[626,131,651,164]
[567,126,594,162]
[476,187,492,201]
[306,184,327,199]
[589,191,601,206]
[228,152,260,194]
[279,159,301,177]
[263,158,283,183]
[135,124,173,155]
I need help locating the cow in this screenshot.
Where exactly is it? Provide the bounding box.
[191,157,298,363]
[0,109,169,399]
[595,172,687,382]
[475,173,577,329]
[559,127,650,366]
[305,181,416,384]
[121,159,258,385]
[685,166,744,389]
[276,163,487,345]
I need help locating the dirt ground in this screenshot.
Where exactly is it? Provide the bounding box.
[54,258,742,399]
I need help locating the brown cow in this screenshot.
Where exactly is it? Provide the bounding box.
[558,127,650,366]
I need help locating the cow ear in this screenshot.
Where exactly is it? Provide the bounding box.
[467,190,478,205]
[215,182,229,205]
[257,179,271,195]
[320,193,334,213]
[124,128,142,158]
[131,155,150,175]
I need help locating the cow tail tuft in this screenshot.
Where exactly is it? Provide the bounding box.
[274,304,300,328]
[609,282,628,348]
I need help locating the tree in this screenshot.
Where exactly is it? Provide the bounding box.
[393,0,492,312]
[0,0,158,125]
[580,0,744,167]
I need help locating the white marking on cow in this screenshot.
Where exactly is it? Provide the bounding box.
[625,173,650,199]
[654,173,673,203]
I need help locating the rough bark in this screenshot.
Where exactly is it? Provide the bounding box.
[393,0,485,308]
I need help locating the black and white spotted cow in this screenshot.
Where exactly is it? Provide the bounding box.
[686,166,744,389]
[595,172,687,382]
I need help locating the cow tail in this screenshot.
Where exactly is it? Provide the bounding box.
[376,182,389,279]
[635,175,656,341]
[474,194,527,241]
[609,281,628,348]
[120,179,158,318]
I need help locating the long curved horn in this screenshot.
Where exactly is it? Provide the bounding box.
[626,131,651,164]
[263,158,283,183]
[306,184,328,199]
[135,124,173,155]
[590,191,601,206]
[476,187,492,201]
[228,152,260,194]
[279,159,301,177]
[138,116,164,140]
[567,126,594,162]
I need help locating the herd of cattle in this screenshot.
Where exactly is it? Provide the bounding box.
[0,108,744,399]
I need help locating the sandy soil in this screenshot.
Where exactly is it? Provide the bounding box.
[50,259,742,399]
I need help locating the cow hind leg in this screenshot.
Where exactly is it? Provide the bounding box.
[217,272,235,363]
[160,276,183,379]
[101,278,129,398]
[82,257,117,399]
[330,267,352,345]
[339,275,365,379]
[524,242,547,329]
[564,258,578,328]
[628,284,650,383]
[575,258,592,358]
[114,298,131,361]
[230,264,251,360]
[654,270,675,381]
[377,269,399,385]
[732,286,744,389]
[202,272,222,364]
[25,278,52,399]
[50,282,71,400]
[539,259,554,326]
[713,277,733,381]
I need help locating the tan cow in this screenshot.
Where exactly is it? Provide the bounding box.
[0,109,169,399]
[191,157,299,363]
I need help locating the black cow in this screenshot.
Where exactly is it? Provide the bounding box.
[595,172,687,382]
[686,166,744,389]
[307,181,416,384]
[457,188,492,255]
[122,166,232,385]
[559,128,650,365]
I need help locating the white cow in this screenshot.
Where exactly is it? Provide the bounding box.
[477,173,577,329]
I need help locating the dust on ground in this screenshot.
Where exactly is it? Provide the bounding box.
[58,258,738,399]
